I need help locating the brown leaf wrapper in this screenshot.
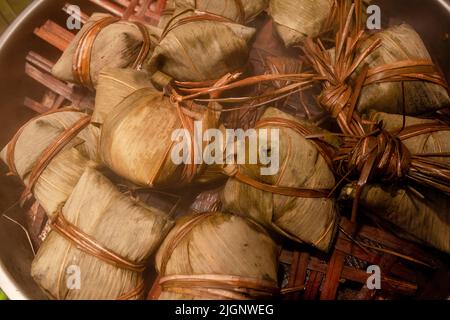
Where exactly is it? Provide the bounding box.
[93,68,155,125]
[99,88,223,188]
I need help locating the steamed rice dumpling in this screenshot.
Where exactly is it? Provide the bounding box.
[31,168,174,300]
[147,9,255,86]
[172,0,269,23]
[355,24,450,115]
[0,109,100,217]
[100,88,221,187]
[52,13,160,89]
[340,111,450,254]
[155,212,279,300]
[221,107,339,252]
[93,68,155,125]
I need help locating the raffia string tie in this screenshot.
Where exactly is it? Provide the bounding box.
[52,204,146,300]
[342,121,450,222]
[51,205,146,273]
[159,274,279,300]
[348,128,412,183]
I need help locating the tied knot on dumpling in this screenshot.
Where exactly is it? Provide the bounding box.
[346,125,412,183]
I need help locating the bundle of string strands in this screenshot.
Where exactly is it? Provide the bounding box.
[294,0,450,224]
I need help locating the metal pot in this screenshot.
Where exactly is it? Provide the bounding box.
[0,0,449,300]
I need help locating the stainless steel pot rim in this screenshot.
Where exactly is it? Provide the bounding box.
[0,0,46,301]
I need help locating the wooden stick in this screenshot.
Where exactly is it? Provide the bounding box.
[285,252,309,300]
[24,97,50,114]
[303,271,323,300]
[25,63,94,109]
[122,0,140,19]
[34,20,73,51]
[26,51,54,73]
[308,257,417,296]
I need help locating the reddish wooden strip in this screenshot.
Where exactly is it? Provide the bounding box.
[25,63,94,109]
[307,257,417,296]
[320,248,346,300]
[303,271,323,300]
[34,21,73,51]
[24,97,48,114]
[147,275,162,300]
[42,20,75,44]
[26,51,54,73]
[25,63,73,99]
[356,224,437,267]
[286,252,309,300]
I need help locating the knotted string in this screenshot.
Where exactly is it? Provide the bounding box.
[51,205,146,300]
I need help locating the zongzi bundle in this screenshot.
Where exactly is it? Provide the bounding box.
[100,88,221,187]
[155,212,279,300]
[0,109,100,217]
[171,0,269,23]
[31,168,174,300]
[340,111,450,254]
[147,9,255,86]
[355,24,450,115]
[221,107,339,252]
[52,13,160,89]
[93,68,155,125]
